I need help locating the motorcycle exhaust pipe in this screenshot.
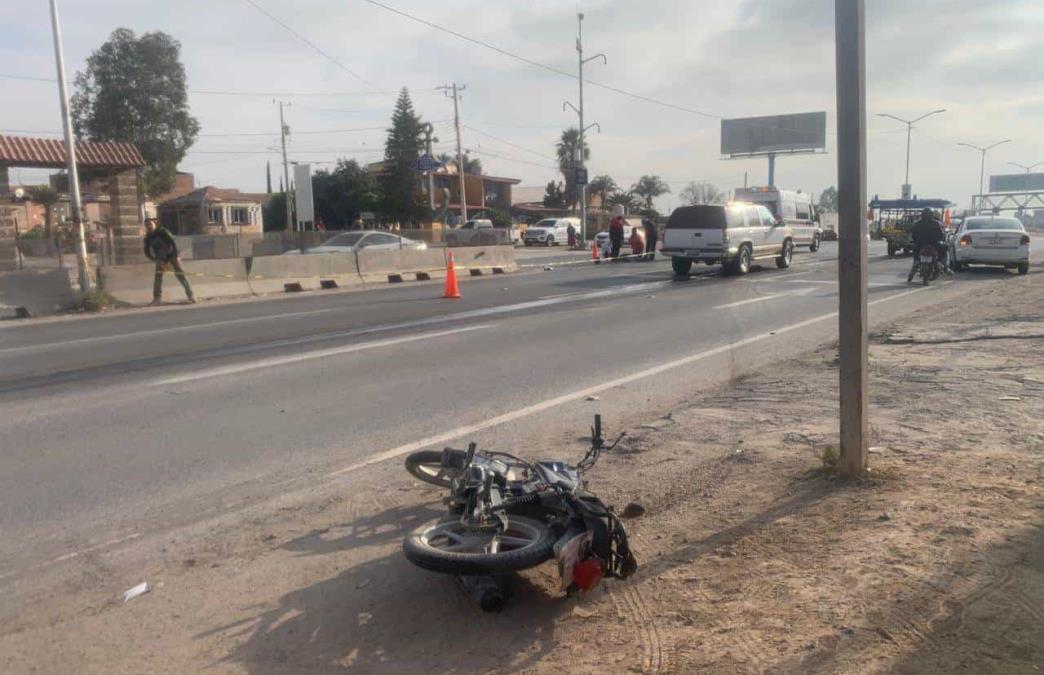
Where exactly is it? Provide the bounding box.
[459,574,507,613]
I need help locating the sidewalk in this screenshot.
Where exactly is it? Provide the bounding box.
[2,272,1041,673]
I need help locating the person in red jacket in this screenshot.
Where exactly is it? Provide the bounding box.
[628,227,645,259]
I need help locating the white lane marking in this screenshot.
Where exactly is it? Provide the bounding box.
[4,282,672,359]
[0,532,142,581]
[781,279,837,285]
[327,286,929,479]
[153,324,493,386]
[713,293,786,310]
[0,308,338,356]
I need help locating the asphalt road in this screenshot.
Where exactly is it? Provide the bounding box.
[0,242,1002,581]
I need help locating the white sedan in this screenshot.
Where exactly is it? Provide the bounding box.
[949,216,1030,275]
[283,231,427,255]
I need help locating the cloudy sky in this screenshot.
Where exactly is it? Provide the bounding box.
[4,0,1043,211]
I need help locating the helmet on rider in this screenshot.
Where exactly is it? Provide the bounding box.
[920,208,934,221]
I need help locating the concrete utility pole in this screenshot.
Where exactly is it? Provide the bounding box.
[48,0,90,292]
[277,100,293,231]
[834,0,869,478]
[875,109,946,198]
[438,84,468,223]
[958,139,1011,211]
[422,122,435,211]
[564,13,605,238]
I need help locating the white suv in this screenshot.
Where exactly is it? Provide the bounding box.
[523,217,579,246]
[661,203,795,276]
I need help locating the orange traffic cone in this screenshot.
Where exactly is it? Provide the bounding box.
[443,251,461,299]
[592,240,601,264]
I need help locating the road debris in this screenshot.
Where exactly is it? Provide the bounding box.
[585,395,600,401]
[620,502,645,519]
[122,582,150,603]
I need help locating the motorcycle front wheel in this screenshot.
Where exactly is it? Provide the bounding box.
[403,515,556,575]
[404,450,467,488]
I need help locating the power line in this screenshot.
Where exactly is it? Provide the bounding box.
[463,124,558,162]
[242,0,375,88]
[0,72,395,98]
[360,0,722,121]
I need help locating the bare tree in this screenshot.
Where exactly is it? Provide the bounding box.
[679,181,726,206]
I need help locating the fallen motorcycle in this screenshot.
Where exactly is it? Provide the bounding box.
[402,415,637,607]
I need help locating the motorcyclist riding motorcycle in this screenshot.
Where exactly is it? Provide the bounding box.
[908,208,951,283]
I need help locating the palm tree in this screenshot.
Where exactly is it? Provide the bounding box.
[555,127,590,210]
[587,175,618,209]
[630,175,670,211]
[605,190,641,212]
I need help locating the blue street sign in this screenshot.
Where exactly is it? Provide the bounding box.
[411,154,445,173]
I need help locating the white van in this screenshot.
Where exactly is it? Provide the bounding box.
[733,187,821,251]
[661,203,794,276]
[523,217,580,246]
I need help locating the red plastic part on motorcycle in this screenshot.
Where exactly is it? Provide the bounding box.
[573,558,605,592]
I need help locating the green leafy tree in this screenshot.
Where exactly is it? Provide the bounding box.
[587,175,618,209]
[543,181,566,208]
[555,128,590,210]
[312,159,379,228]
[30,185,60,239]
[489,207,512,229]
[818,186,839,213]
[71,28,199,197]
[263,192,288,232]
[380,88,426,225]
[630,175,670,212]
[679,181,725,205]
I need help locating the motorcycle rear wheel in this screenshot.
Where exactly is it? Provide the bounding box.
[404,450,467,488]
[403,515,555,575]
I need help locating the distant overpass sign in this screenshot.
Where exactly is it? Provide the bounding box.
[721,112,827,157]
[989,173,1044,193]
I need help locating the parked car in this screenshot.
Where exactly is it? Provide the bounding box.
[661,203,794,276]
[444,219,503,247]
[949,216,1030,275]
[523,217,580,246]
[282,230,426,255]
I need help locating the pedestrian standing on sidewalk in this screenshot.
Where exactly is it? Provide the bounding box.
[567,221,577,248]
[642,218,658,261]
[609,205,626,260]
[143,218,195,305]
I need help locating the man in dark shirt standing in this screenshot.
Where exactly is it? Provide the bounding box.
[144,218,195,304]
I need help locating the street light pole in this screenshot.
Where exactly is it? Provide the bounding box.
[875,109,945,197]
[958,139,1011,211]
[1008,161,1044,174]
[48,0,90,293]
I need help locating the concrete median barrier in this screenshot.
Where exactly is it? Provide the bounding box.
[247,253,363,294]
[447,245,518,275]
[0,268,78,317]
[100,259,251,304]
[357,248,448,283]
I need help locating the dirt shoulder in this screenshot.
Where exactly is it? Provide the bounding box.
[2,273,1042,674]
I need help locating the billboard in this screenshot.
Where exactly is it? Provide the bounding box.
[989,173,1044,193]
[293,163,314,229]
[721,112,827,157]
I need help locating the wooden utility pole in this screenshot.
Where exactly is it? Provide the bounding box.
[835,0,869,477]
